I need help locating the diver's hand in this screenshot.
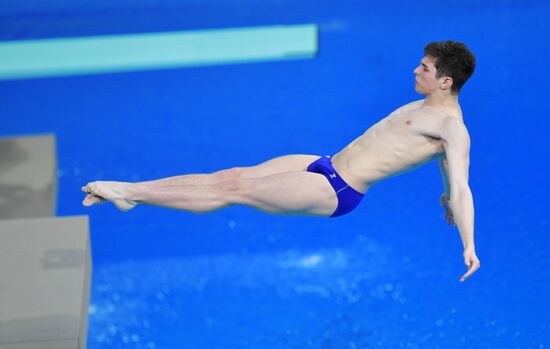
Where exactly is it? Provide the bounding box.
[440,193,456,227]
[460,247,480,282]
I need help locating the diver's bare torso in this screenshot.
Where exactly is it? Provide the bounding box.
[331,99,464,194]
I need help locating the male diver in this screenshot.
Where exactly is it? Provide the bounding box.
[82,41,480,282]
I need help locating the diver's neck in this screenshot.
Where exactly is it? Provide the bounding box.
[423,93,459,110]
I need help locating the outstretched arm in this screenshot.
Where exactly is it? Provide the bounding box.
[440,117,480,282]
[439,156,451,197]
[439,156,456,226]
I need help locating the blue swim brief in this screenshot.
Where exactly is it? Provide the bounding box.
[306,155,364,218]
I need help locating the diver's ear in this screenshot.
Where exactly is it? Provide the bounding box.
[440,76,453,92]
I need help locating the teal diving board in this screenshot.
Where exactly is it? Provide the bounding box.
[0,24,318,80]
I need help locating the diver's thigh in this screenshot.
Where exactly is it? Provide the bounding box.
[240,154,321,178]
[237,171,337,216]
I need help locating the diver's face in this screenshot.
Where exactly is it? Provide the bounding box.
[413,56,439,95]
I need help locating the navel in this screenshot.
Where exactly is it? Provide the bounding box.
[405,120,412,125]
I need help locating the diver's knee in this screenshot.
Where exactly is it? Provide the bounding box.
[217,176,251,198]
[214,167,244,182]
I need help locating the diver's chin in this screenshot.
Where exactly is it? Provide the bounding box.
[414,83,428,95]
[414,86,426,95]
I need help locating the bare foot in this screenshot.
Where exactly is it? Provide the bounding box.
[82,181,137,211]
[83,193,106,206]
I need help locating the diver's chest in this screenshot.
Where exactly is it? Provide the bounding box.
[387,116,444,150]
[390,113,441,137]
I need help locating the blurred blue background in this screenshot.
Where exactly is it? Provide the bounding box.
[1,0,549,348]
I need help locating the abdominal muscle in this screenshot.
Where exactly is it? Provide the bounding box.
[331,103,449,194]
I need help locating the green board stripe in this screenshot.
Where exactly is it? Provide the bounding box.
[0,24,318,80]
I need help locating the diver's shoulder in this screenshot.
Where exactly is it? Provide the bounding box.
[420,103,463,121]
[390,99,424,115]
[402,99,425,109]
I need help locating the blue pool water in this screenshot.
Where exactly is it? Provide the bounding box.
[1,0,549,348]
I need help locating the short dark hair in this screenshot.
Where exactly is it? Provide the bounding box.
[424,41,476,95]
